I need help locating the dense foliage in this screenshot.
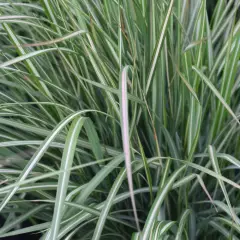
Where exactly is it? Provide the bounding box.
[0,0,240,239]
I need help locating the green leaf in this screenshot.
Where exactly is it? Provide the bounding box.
[83,118,103,161]
[0,48,74,69]
[0,204,48,235]
[0,110,93,212]
[141,166,185,240]
[193,66,240,125]
[175,209,191,240]
[146,0,174,94]
[208,145,239,224]
[47,117,85,240]
[92,168,126,240]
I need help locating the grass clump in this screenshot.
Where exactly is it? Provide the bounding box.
[0,0,240,239]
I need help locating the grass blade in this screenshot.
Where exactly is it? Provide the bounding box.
[175,209,191,240]
[193,66,240,125]
[146,0,174,94]
[47,117,86,240]
[0,110,93,212]
[120,66,140,231]
[208,145,239,224]
[141,166,185,240]
[0,48,73,69]
[92,169,126,240]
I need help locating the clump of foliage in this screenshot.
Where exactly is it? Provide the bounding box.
[0,0,240,239]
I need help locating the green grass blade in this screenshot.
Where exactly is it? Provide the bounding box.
[146,0,174,94]
[208,145,239,224]
[92,168,126,240]
[47,117,85,240]
[0,204,47,235]
[141,166,185,240]
[0,110,92,212]
[175,209,191,240]
[0,48,74,69]
[83,118,103,161]
[193,66,240,125]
